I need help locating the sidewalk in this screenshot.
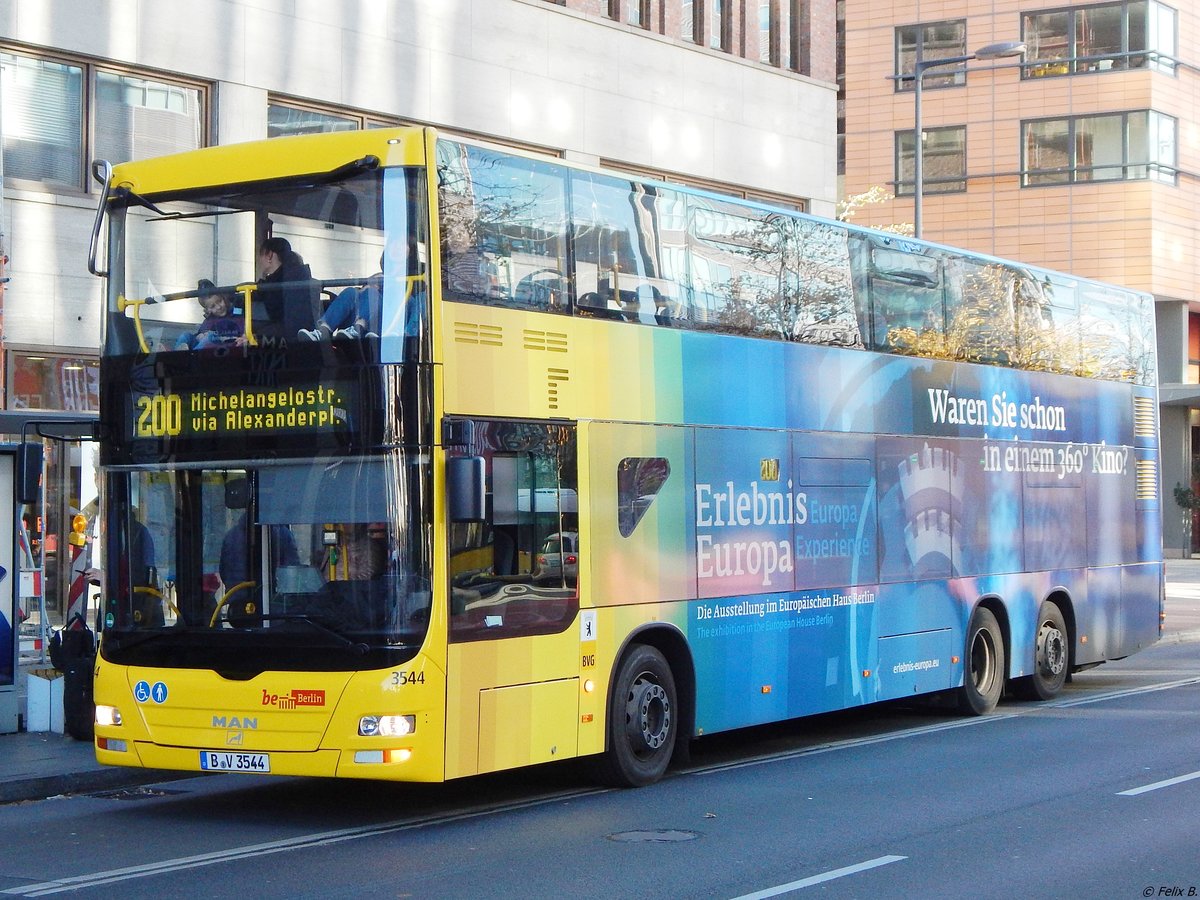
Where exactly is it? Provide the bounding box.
[3,561,1199,805]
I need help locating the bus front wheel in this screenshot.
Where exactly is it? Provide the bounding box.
[957,607,1005,716]
[594,644,677,788]
[1011,602,1069,701]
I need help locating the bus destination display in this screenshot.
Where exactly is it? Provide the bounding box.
[132,383,352,440]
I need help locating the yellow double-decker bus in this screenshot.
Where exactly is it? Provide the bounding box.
[91,127,1161,787]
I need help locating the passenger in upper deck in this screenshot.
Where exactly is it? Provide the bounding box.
[174,280,245,350]
[297,270,381,342]
[298,239,425,343]
[255,237,317,336]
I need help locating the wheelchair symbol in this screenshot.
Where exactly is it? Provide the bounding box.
[134,681,151,703]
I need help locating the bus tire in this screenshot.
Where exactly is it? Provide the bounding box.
[957,607,1005,716]
[1011,601,1069,701]
[594,644,677,788]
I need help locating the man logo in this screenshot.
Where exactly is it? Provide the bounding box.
[226,730,245,746]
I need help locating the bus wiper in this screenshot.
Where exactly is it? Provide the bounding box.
[113,186,172,217]
[259,614,370,654]
[112,187,244,222]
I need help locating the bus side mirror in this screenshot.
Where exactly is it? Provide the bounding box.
[16,442,43,505]
[447,457,486,522]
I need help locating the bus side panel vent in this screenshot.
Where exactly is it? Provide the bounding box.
[524,329,568,353]
[547,368,570,411]
[1133,397,1156,439]
[1135,458,1157,501]
[453,321,503,346]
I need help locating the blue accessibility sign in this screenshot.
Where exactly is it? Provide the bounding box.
[134,680,169,704]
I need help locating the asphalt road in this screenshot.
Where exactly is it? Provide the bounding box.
[1,636,1197,900]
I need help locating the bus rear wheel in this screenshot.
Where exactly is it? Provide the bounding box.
[957,607,1005,716]
[1012,602,1069,701]
[594,644,677,788]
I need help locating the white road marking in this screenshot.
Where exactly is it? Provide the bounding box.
[0,789,606,896]
[692,714,1019,776]
[1048,676,1200,708]
[7,675,1198,895]
[729,855,908,899]
[1118,769,1200,796]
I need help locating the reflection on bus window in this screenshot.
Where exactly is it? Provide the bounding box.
[571,172,686,324]
[112,456,432,644]
[437,142,570,313]
[447,420,578,642]
[868,243,944,354]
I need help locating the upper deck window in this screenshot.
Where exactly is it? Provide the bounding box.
[440,139,1154,386]
[103,164,429,367]
[437,142,570,313]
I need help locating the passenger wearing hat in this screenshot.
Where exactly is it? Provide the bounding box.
[174,279,245,350]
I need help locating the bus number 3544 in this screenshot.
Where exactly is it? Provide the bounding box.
[135,394,183,437]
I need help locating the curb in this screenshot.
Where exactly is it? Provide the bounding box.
[0,766,190,806]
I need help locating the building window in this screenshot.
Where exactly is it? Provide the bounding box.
[0,54,82,190]
[267,99,407,138]
[1022,110,1177,185]
[895,19,967,92]
[760,2,774,63]
[895,126,967,195]
[1,49,205,191]
[682,0,698,42]
[759,1,793,68]
[95,72,203,164]
[267,102,361,138]
[711,0,728,50]
[1023,1,1177,78]
[7,353,99,411]
[627,0,650,27]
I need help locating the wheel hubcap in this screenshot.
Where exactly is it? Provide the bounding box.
[626,674,671,753]
[1036,622,1066,678]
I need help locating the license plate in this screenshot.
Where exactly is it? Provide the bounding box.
[199,751,270,773]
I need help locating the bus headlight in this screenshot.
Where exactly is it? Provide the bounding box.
[95,705,123,727]
[358,715,415,737]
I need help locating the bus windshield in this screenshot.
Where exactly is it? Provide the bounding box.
[98,159,436,670]
[104,454,432,670]
[103,165,428,365]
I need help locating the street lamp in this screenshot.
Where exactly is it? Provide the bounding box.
[911,40,1026,239]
